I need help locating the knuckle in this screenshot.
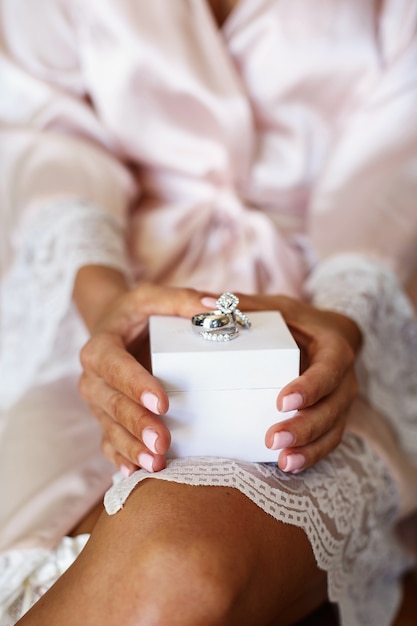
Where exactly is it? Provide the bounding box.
[101,436,113,459]
[105,361,138,400]
[77,373,90,402]
[130,415,144,440]
[298,415,315,443]
[104,447,118,467]
[79,340,95,371]
[306,421,317,442]
[108,391,126,424]
[108,394,145,442]
[103,425,138,466]
[104,359,121,388]
[106,417,122,443]
[117,431,140,465]
[91,405,107,427]
[123,371,141,401]
[127,441,141,465]
[329,361,344,386]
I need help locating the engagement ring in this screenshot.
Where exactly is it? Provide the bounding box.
[216,292,252,329]
[191,292,251,342]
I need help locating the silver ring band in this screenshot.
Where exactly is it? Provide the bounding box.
[191,292,251,342]
[234,308,252,328]
[191,312,235,332]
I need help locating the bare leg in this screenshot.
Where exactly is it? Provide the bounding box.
[68,500,104,537]
[18,480,327,626]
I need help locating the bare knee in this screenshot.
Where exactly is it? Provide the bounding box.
[85,481,325,626]
[120,537,245,626]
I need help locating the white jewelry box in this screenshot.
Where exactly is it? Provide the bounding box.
[149,311,300,462]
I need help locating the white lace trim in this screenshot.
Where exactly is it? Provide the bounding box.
[0,199,131,410]
[0,442,410,625]
[0,535,89,626]
[104,436,412,626]
[306,254,417,462]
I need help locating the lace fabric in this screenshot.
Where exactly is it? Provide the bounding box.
[306,254,417,462]
[0,535,89,626]
[0,440,411,625]
[104,437,411,626]
[0,199,131,410]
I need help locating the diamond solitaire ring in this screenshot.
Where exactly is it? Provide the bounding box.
[191,292,251,342]
[216,292,252,329]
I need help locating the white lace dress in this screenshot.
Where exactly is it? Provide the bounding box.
[1,1,417,625]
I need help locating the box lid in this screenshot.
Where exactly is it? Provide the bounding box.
[150,311,299,391]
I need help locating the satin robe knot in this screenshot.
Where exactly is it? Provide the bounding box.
[210,185,249,230]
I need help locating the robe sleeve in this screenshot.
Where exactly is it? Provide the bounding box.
[0,0,138,408]
[0,0,138,268]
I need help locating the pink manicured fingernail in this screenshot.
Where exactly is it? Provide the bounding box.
[138,452,155,473]
[271,431,295,450]
[283,454,305,473]
[281,392,303,413]
[120,464,133,478]
[141,391,160,415]
[201,296,218,308]
[142,428,159,454]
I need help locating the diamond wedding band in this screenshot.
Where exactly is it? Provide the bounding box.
[200,327,240,342]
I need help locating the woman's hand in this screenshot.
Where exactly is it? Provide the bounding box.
[74,267,207,475]
[234,294,362,473]
[75,265,361,476]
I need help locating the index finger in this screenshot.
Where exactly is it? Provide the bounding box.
[80,332,169,414]
[133,284,214,319]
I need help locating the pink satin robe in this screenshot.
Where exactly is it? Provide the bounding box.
[1,0,417,291]
[0,0,417,568]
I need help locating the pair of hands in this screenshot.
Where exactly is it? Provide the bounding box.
[78,281,361,476]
